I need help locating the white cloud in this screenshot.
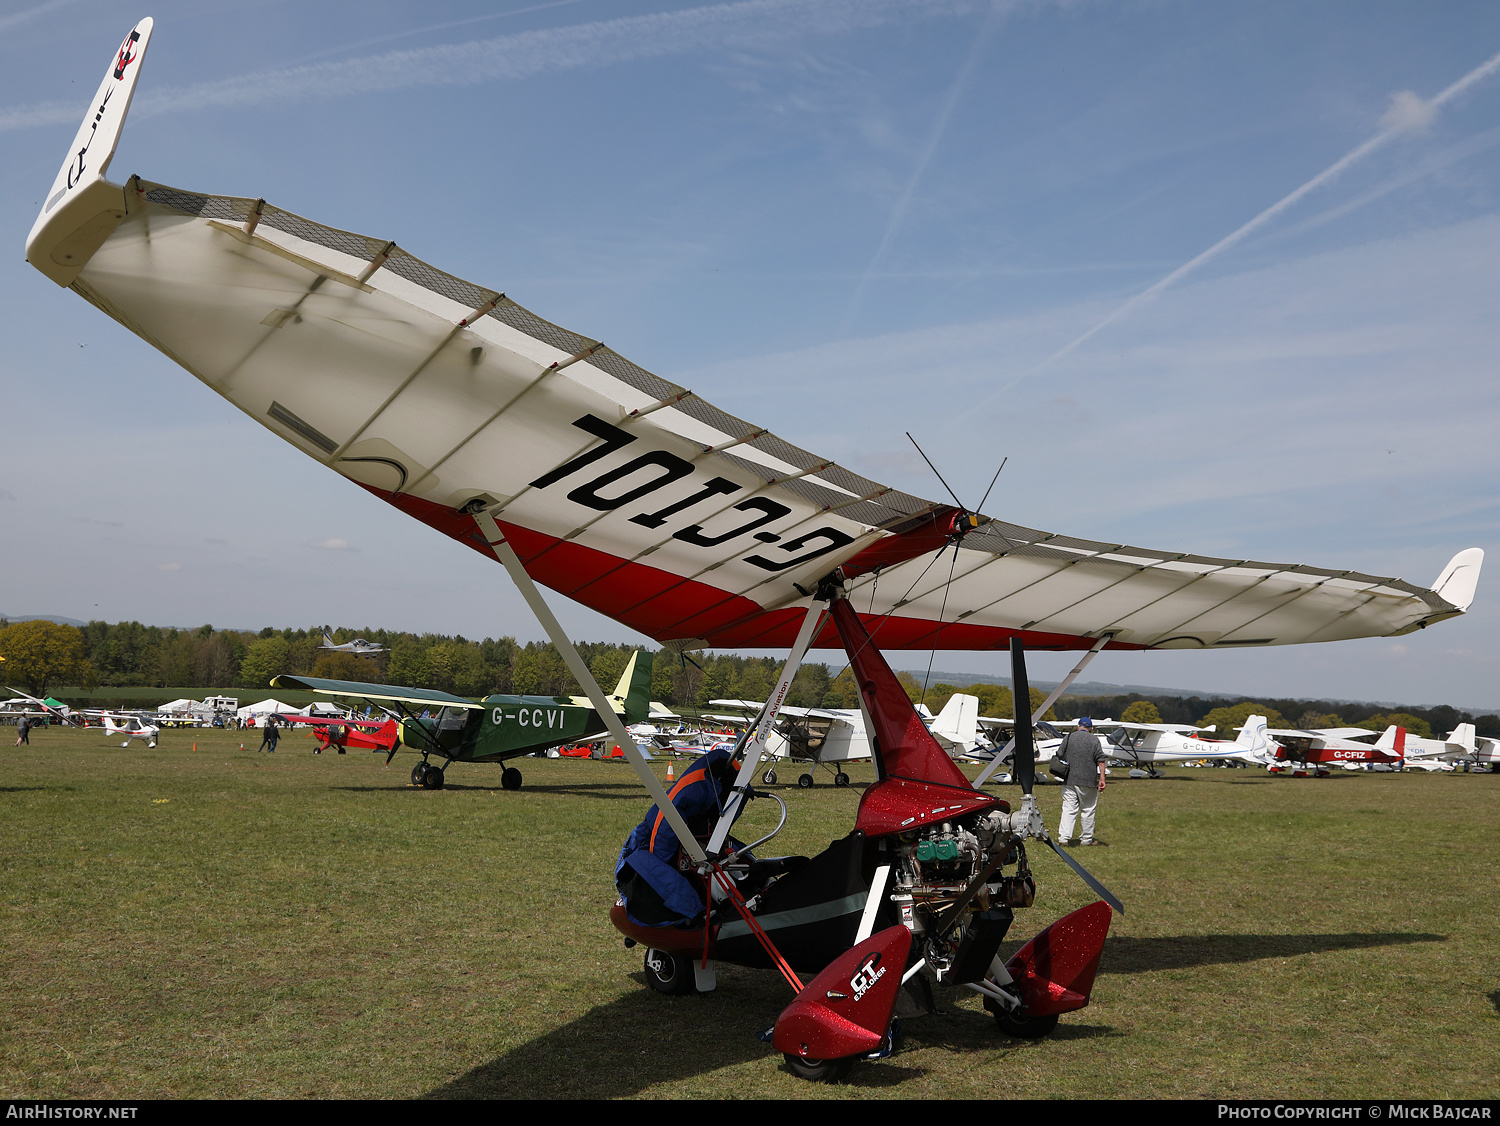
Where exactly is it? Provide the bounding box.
[306,538,357,552]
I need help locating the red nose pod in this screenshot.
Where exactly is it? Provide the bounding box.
[1001,900,1112,1017]
[773,925,912,1062]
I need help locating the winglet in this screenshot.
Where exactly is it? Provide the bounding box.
[1431,548,1483,613]
[25,18,154,287]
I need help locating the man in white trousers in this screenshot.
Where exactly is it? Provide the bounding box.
[1057,717,1108,846]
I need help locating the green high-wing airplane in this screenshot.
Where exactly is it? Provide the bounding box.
[272,650,653,791]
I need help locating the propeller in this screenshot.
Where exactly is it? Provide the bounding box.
[1009,638,1034,795]
[1008,638,1125,915]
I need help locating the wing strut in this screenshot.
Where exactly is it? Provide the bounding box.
[469,505,707,864]
[974,633,1112,788]
[706,595,829,855]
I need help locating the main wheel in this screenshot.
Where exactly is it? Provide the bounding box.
[502,767,523,791]
[797,773,814,789]
[993,1006,1059,1039]
[761,768,777,785]
[643,948,694,995]
[783,1053,855,1082]
[422,766,445,790]
[410,763,428,787]
[834,772,849,787]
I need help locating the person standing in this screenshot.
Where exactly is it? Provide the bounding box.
[1056,717,1108,846]
[258,715,279,753]
[15,717,32,746]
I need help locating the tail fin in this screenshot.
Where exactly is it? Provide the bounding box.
[1447,723,1475,756]
[931,693,979,752]
[1235,715,1271,761]
[609,650,654,725]
[1374,725,1399,751]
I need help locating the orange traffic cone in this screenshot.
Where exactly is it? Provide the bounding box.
[192,742,197,752]
[666,759,674,780]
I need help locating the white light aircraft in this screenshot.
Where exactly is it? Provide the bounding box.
[319,633,388,655]
[708,698,871,787]
[1091,717,1273,776]
[93,713,161,747]
[1378,723,1473,771]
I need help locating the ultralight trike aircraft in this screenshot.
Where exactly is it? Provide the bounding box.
[24,20,1485,1079]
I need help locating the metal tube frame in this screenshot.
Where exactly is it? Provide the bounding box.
[471,508,707,864]
[706,597,829,855]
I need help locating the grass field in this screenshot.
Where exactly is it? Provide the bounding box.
[2,727,1496,1100]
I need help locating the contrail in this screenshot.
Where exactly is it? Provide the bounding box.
[0,0,992,133]
[0,0,79,34]
[968,44,1500,415]
[844,3,1003,331]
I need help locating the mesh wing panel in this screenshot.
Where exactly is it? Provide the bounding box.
[125,182,1455,623]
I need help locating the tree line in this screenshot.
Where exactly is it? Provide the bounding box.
[3,617,1496,736]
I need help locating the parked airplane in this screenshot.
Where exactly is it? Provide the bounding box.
[1090,716,1273,776]
[708,698,872,787]
[1264,725,1401,774]
[319,633,388,656]
[272,650,653,789]
[1383,723,1473,770]
[278,712,400,755]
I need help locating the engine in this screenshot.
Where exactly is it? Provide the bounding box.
[888,809,1034,983]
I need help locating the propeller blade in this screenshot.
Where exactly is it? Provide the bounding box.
[1010,638,1034,795]
[1044,836,1125,916]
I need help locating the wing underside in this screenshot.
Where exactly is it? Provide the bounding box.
[271,674,484,709]
[47,180,1471,652]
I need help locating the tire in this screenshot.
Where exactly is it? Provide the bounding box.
[993,1006,1059,1039]
[643,948,694,995]
[783,1053,855,1082]
[422,766,445,790]
[502,767,523,791]
[761,769,777,785]
[834,772,849,787]
[797,774,814,789]
[410,763,428,787]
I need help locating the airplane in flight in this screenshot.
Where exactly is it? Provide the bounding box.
[318,633,388,656]
[21,21,1487,1078]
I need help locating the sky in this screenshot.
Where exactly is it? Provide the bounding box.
[3,0,1500,709]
